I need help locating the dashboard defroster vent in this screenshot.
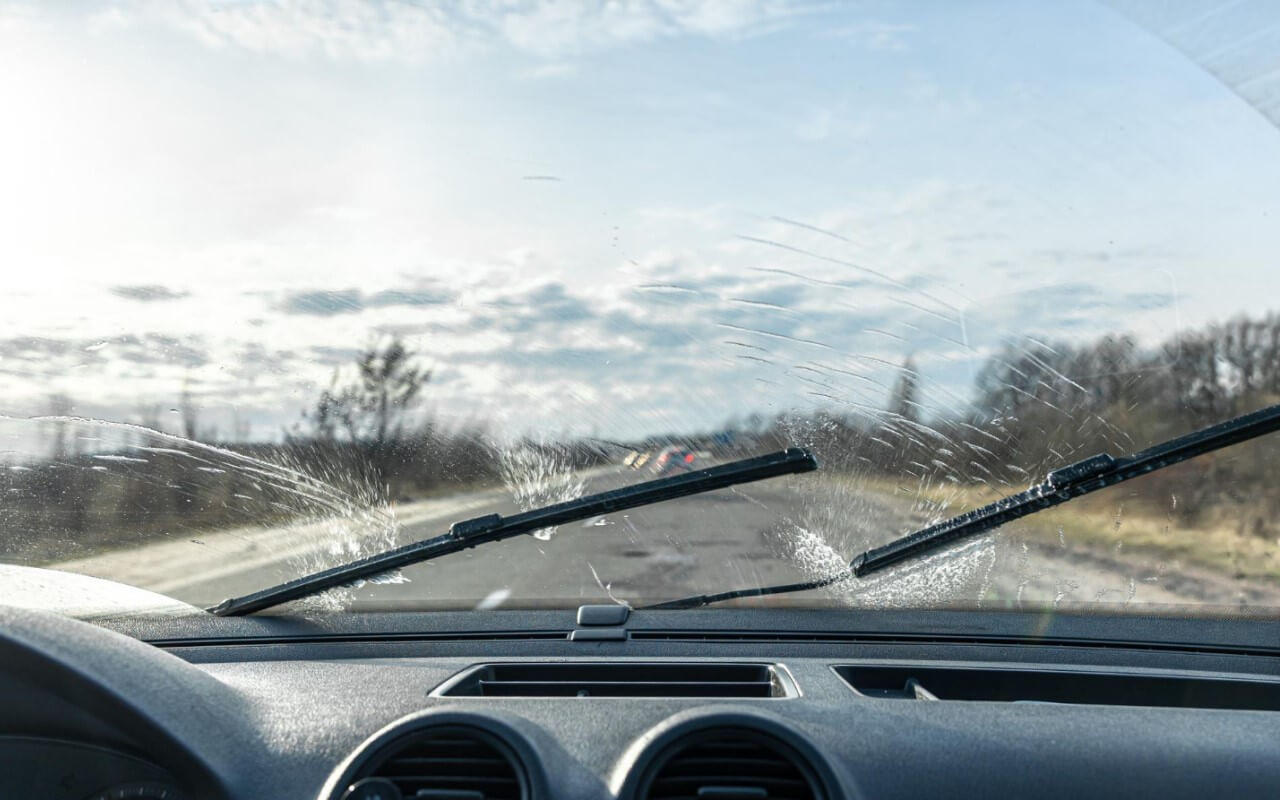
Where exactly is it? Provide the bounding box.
[354,724,524,800]
[434,662,796,698]
[835,664,1280,709]
[638,727,821,800]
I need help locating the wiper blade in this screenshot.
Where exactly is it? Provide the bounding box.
[210,448,818,616]
[646,403,1280,610]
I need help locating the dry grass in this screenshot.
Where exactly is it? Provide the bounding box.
[840,473,1280,583]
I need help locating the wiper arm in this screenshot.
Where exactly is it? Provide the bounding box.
[210,448,818,616]
[646,403,1280,610]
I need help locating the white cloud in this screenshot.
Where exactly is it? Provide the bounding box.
[825,20,917,51]
[82,0,812,64]
[0,2,47,35]
[793,101,877,143]
[5,0,1279,444]
[155,0,461,63]
[518,61,576,80]
[493,0,803,57]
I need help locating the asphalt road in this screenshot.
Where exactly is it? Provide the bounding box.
[130,464,1280,614]
[162,466,840,611]
[52,460,1280,611]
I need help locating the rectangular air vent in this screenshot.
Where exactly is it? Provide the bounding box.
[834,665,1280,711]
[434,662,796,698]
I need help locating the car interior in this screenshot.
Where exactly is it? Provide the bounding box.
[4,602,1280,799]
[5,1,1280,798]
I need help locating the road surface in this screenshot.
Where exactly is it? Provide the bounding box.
[54,465,1280,613]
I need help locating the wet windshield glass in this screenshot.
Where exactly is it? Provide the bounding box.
[2,1,1279,616]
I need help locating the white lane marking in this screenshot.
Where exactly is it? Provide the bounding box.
[474,587,512,610]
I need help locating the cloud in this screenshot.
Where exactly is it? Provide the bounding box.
[0,333,208,370]
[1123,291,1174,311]
[112,333,210,368]
[366,288,455,307]
[236,342,297,371]
[792,105,873,143]
[0,2,49,36]
[824,20,917,51]
[452,345,616,370]
[0,336,77,362]
[277,286,456,316]
[156,0,460,64]
[109,284,190,302]
[600,310,693,349]
[730,282,810,309]
[0,251,1177,441]
[279,289,364,316]
[307,345,360,366]
[90,0,811,64]
[519,62,576,80]
[493,0,802,57]
[480,282,596,333]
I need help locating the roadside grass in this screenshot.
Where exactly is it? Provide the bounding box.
[7,474,508,567]
[828,473,1280,583]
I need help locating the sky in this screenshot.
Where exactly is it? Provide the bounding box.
[2,0,1280,443]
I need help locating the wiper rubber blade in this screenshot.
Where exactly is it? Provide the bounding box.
[210,448,817,616]
[853,402,1280,577]
[646,403,1280,611]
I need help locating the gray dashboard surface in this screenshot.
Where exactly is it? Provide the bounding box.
[198,653,1280,800]
[4,606,1280,800]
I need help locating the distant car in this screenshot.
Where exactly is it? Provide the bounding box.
[651,446,697,475]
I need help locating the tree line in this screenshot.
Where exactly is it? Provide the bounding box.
[736,312,1280,535]
[1,338,603,561]
[4,312,1280,561]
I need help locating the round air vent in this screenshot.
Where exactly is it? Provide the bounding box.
[636,726,822,800]
[342,724,526,800]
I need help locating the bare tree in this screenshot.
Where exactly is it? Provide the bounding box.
[294,337,431,481]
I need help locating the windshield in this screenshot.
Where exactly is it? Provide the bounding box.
[2,0,1279,618]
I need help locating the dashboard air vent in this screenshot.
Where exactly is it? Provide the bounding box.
[835,665,1280,710]
[356,724,524,800]
[435,662,795,697]
[639,727,821,800]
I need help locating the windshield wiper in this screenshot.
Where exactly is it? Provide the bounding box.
[210,448,818,616]
[646,403,1280,610]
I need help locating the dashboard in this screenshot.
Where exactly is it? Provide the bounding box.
[3,604,1280,800]
[0,739,181,799]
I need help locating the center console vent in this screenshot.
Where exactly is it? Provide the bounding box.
[434,662,797,697]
